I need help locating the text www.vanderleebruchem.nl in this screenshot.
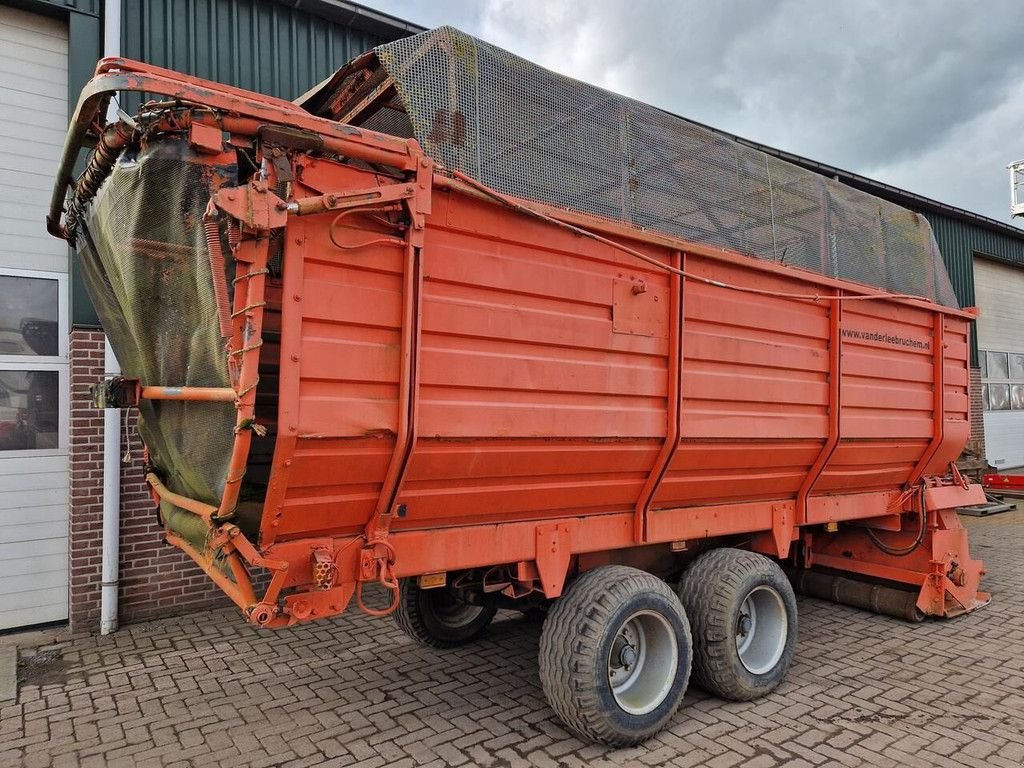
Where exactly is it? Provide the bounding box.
[840,327,931,351]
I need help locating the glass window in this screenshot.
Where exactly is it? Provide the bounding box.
[0,271,65,453]
[1011,354,1024,380]
[988,351,1009,380]
[989,383,1011,411]
[980,352,988,378]
[982,384,990,411]
[0,370,59,450]
[1013,384,1024,410]
[0,275,58,356]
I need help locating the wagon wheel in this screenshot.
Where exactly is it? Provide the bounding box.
[676,548,797,701]
[393,579,497,649]
[538,565,692,746]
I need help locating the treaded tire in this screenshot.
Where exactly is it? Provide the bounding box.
[393,579,497,649]
[538,566,692,746]
[677,548,797,701]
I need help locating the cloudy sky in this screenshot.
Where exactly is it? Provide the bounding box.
[360,0,1024,227]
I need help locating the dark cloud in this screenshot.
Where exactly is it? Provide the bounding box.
[363,0,1024,223]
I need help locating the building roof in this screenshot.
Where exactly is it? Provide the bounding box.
[691,116,1024,241]
[274,0,425,39]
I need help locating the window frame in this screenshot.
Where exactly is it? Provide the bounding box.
[981,347,1024,414]
[0,267,69,456]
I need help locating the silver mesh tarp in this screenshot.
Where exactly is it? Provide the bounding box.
[308,27,957,307]
[77,139,237,507]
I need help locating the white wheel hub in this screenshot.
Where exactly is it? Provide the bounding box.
[607,610,678,715]
[735,585,788,675]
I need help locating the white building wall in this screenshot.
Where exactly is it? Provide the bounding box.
[975,256,1024,470]
[0,4,71,629]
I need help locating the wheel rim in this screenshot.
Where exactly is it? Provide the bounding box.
[735,585,788,675]
[428,590,485,628]
[607,610,678,715]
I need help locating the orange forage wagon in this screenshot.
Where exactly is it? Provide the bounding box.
[49,28,987,745]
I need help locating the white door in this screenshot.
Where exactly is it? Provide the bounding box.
[975,256,1024,470]
[0,5,70,629]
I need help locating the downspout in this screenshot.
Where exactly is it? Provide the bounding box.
[99,0,122,636]
[100,340,120,635]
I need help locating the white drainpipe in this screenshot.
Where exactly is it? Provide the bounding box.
[100,341,121,635]
[99,0,122,636]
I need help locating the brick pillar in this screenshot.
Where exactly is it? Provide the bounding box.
[68,329,228,631]
[68,329,105,630]
[968,366,985,463]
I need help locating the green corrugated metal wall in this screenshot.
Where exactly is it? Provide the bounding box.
[68,0,403,326]
[924,211,1024,366]
[121,0,389,105]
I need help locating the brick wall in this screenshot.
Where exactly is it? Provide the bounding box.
[69,330,105,629]
[69,329,227,631]
[968,366,986,458]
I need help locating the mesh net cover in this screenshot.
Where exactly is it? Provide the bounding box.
[312,27,957,307]
[78,139,237,506]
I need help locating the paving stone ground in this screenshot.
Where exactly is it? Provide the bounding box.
[2,509,1023,768]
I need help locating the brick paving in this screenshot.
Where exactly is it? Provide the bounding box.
[2,510,1023,768]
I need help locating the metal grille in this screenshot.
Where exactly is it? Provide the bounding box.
[77,139,237,505]
[369,27,957,307]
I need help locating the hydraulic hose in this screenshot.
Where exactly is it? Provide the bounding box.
[867,485,928,557]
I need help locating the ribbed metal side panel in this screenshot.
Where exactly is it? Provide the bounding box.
[924,211,1024,366]
[121,0,390,106]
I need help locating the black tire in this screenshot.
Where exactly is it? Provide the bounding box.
[538,566,692,746]
[393,579,497,649]
[677,548,797,701]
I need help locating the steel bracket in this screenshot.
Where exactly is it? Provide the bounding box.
[91,375,139,409]
[213,181,288,232]
[535,523,574,598]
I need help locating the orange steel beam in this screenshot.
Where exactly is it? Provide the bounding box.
[907,312,946,486]
[140,386,236,402]
[256,218,307,549]
[145,472,218,521]
[166,531,259,609]
[362,158,432,550]
[810,552,928,588]
[795,291,842,529]
[218,236,271,520]
[218,115,416,170]
[365,236,422,543]
[633,249,683,543]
